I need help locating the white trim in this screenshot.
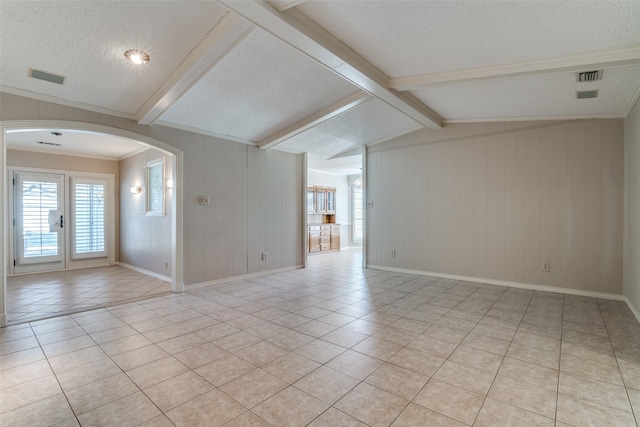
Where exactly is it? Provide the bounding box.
[624,82,640,118]
[625,297,640,325]
[443,114,626,124]
[390,45,640,90]
[117,262,172,283]
[153,121,257,146]
[259,92,371,149]
[0,87,135,120]
[6,145,136,162]
[367,264,627,301]
[186,265,304,290]
[303,153,308,268]
[0,313,6,327]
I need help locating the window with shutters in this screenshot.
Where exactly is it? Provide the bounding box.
[71,178,107,259]
[352,181,364,242]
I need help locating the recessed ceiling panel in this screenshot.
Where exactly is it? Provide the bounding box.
[0,1,228,115]
[276,98,421,157]
[411,66,640,121]
[297,1,640,77]
[308,153,362,176]
[6,130,147,160]
[158,27,358,142]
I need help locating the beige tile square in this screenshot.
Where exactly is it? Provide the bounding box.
[295,320,339,338]
[448,345,503,373]
[556,393,636,427]
[308,407,368,427]
[0,347,45,372]
[137,415,176,427]
[335,382,409,427]
[405,334,460,359]
[432,360,495,396]
[110,344,169,371]
[560,352,624,386]
[195,354,256,386]
[294,365,360,404]
[413,379,484,424]
[352,336,403,361]
[262,353,321,384]
[0,336,40,356]
[474,398,555,427]
[488,375,557,418]
[326,349,384,380]
[173,342,229,369]
[627,388,640,418]
[294,339,346,364]
[77,391,161,426]
[461,331,510,355]
[252,386,329,427]
[321,327,368,348]
[506,342,560,370]
[0,359,53,390]
[42,336,96,358]
[498,357,558,390]
[236,340,289,366]
[166,389,246,426]
[194,323,241,342]
[220,369,288,408]
[89,325,138,345]
[100,334,153,357]
[36,326,87,346]
[156,332,208,354]
[126,356,189,389]
[558,371,632,412]
[223,411,271,426]
[65,372,138,415]
[0,394,74,427]
[391,403,465,427]
[268,330,316,351]
[214,331,262,353]
[512,331,561,353]
[143,324,190,344]
[0,374,62,413]
[144,371,214,412]
[372,326,420,346]
[388,347,445,377]
[365,363,428,400]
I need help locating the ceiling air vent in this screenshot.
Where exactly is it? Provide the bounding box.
[28,68,66,85]
[576,70,602,82]
[576,90,598,99]
[37,141,62,147]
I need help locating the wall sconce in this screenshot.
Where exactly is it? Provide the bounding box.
[166,179,174,189]
[130,186,142,194]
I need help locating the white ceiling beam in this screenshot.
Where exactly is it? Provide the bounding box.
[259,91,371,149]
[136,13,254,125]
[218,0,443,129]
[390,45,640,91]
[267,0,307,12]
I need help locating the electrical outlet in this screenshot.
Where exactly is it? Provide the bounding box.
[367,201,374,208]
[261,252,268,261]
[200,196,210,206]
[543,262,550,272]
[164,261,169,269]
[391,250,396,258]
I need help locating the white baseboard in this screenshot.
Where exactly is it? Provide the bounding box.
[0,313,6,328]
[187,265,304,290]
[367,264,627,301]
[117,262,172,283]
[625,297,640,324]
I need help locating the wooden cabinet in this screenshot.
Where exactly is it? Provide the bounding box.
[316,188,327,213]
[326,189,336,214]
[307,186,335,214]
[330,225,340,249]
[308,224,340,253]
[307,187,316,213]
[308,226,320,252]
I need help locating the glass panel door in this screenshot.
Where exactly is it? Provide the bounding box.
[71,178,107,259]
[14,172,65,272]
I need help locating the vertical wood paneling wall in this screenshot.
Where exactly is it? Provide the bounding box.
[119,149,173,276]
[367,120,624,295]
[626,99,640,315]
[0,93,304,287]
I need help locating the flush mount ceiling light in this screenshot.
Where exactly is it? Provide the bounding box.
[124,49,150,65]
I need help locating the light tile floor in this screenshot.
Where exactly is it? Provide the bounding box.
[6,266,171,323]
[1,248,639,426]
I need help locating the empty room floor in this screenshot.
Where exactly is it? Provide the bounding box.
[1,248,639,426]
[6,266,171,324]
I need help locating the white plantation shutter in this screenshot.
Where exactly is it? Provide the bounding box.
[71,178,107,259]
[353,185,364,242]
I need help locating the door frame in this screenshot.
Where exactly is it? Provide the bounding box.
[0,120,184,327]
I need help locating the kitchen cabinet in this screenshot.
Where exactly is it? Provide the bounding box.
[308,224,340,253]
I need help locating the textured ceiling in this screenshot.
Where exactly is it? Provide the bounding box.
[157,27,358,142]
[1,1,639,162]
[308,153,362,176]
[0,1,228,115]
[297,1,640,77]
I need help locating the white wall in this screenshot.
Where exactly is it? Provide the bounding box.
[0,93,304,287]
[119,148,172,276]
[367,119,624,296]
[626,98,640,317]
[308,169,349,247]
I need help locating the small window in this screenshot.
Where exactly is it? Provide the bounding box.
[145,158,165,216]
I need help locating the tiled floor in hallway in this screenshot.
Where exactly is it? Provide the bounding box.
[6,266,171,323]
[1,248,639,426]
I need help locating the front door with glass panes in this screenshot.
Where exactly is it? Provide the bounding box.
[12,171,109,274]
[13,171,66,273]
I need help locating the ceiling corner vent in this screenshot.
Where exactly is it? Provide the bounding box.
[576,70,602,83]
[28,68,66,85]
[576,90,598,100]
